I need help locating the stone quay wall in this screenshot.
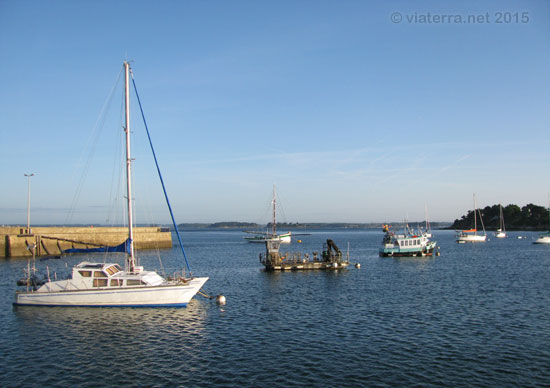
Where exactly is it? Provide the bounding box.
[0,226,173,258]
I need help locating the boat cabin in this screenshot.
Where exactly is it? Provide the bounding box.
[71,262,164,288]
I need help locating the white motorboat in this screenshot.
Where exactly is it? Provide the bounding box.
[534,232,550,244]
[533,197,550,244]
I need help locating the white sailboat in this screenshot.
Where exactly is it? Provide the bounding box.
[244,185,292,244]
[456,194,487,243]
[495,204,506,238]
[423,204,432,238]
[15,61,208,307]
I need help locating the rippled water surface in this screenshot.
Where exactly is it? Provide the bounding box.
[1,230,550,387]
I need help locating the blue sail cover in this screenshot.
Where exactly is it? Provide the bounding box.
[63,238,132,254]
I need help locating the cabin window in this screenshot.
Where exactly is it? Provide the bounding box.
[93,271,108,278]
[93,279,108,287]
[110,279,123,287]
[105,266,121,276]
[127,279,146,286]
[78,270,92,277]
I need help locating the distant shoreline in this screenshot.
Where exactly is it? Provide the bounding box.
[5,221,547,232]
[3,222,450,230]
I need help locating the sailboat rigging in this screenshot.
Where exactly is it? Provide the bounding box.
[15,61,208,307]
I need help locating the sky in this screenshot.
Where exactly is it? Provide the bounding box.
[0,0,549,225]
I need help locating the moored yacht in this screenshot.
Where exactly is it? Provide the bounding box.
[457,194,487,243]
[495,204,506,238]
[16,262,207,307]
[14,61,208,307]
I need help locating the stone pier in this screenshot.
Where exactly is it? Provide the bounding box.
[0,226,173,258]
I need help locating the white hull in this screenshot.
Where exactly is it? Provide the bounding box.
[534,235,550,244]
[279,234,291,243]
[457,234,487,243]
[245,232,291,244]
[495,232,506,238]
[15,277,208,307]
[457,194,487,243]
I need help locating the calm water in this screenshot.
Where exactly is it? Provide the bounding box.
[1,229,549,387]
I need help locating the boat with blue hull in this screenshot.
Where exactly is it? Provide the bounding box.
[379,224,437,257]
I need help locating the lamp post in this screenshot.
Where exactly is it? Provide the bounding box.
[24,173,34,234]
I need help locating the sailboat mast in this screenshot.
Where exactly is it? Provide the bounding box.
[425,203,430,232]
[124,61,136,271]
[473,194,477,233]
[272,185,276,236]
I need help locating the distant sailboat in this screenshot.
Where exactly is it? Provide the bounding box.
[456,194,487,243]
[495,204,506,238]
[423,204,432,238]
[534,195,550,244]
[244,185,292,244]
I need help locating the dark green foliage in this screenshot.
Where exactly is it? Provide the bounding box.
[449,204,550,231]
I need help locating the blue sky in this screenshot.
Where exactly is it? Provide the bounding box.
[1,0,549,225]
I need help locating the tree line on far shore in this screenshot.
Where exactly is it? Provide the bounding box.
[449,203,550,231]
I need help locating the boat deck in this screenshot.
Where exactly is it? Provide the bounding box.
[264,259,349,271]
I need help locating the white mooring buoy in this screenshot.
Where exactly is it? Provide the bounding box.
[216,295,226,305]
[355,263,361,269]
